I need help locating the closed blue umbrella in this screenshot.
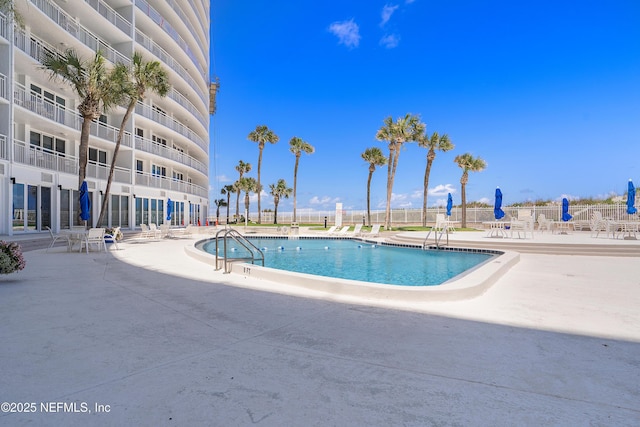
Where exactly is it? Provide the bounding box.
[166,198,173,221]
[627,179,637,215]
[446,193,453,217]
[494,187,505,220]
[79,181,90,222]
[561,197,573,221]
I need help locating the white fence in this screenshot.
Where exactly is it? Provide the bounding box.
[211,204,635,227]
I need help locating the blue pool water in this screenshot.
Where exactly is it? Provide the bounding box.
[201,238,495,287]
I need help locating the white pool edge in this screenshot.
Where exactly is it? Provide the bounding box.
[185,239,520,302]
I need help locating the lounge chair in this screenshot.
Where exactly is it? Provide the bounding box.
[360,224,381,238]
[590,211,615,238]
[349,224,363,236]
[149,223,162,239]
[335,226,351,236]
[537,214,553,233]
[45,226,71,252]
[324,225,338,235]
[104,227,121,250]
[80,228,106,253]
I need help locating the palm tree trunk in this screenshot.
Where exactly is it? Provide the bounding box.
[226,194,230,223]
[78,117,92,190]
[274,201,279,225]
[96,102,134,227]
[366,170,373,226]
[235,191,240,221]
[422,158,433,227]
[384,147,396,230]
[257,149,263,224]
[386,143,401,230]
[293,156,300,223]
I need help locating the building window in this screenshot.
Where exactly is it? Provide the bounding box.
[152,135,167,146]
[172,171,184,181]
[89,148,107,165]
[136,160,144,173]
[29,131,65,154]
[136,128,144,138]
[152,164,166,177]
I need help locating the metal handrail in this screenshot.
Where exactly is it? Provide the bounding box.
[214,228,264,273]
[422,226,449,249]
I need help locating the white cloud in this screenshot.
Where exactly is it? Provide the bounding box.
[379,33,400,49]
[216,174,233,183]
[380,4,399,27]
[428,183,456,197]
[477,197,492,205]
[309,196,341,206]
[328,19,361,48]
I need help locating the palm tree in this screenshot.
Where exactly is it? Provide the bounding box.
[454,153,487,228]
[97,52,170,226]
[234,160,251,220]
[41,49,120,191]
[269,179,292,225]
[237,177,258,223]
[375,113,425,229]
[0,0,22,26]
[361,147,387,226]
[289,137,314,223]
[214,198,226,224]
[221,184,234,224]
[418,132,454,227]
[248,125,279,224]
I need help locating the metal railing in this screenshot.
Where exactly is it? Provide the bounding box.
[135,102,207,154]
[235,204,638,226]
[135,171,208,198]
[134,136,207,175]
[214,228,264,273]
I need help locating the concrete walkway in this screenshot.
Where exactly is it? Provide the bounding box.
[1,231,639,426]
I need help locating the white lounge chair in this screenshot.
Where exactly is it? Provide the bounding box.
[360,224,381,238]
[537,214,553,233]
[349,224,363,236]
[435,214,455,233]
[324,225,338,235]
[104,226,121,250]
[149,223,162,239]
[335,226,351,236]
[590,211,615,238]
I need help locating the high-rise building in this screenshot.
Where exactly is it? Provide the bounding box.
[0,0,211,235]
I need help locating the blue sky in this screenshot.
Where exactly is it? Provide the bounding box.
[209,1,640,215]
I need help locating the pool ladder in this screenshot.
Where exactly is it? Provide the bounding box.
[422,227,450,249]
[214,228,264,273]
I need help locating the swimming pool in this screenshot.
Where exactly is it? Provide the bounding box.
[200,237,496,287]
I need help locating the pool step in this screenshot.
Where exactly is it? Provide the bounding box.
[385,234,640,257]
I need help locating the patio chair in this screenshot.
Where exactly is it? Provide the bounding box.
[510,211,534,239]
[537,214,553,233]
[149,223,162,239]
[590,211,615,238]
[80,228,106,253]
[104,226,121,250]
[435,214,455,233]
[335,226,351,236]
[45,226,71,252]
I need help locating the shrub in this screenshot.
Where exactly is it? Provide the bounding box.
[0,241,26,274]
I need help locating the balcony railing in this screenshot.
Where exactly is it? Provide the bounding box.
[28,0,129,65]
[83,0,131,35]
[135,103,207,154]
[0,73,6,100]
[135,29,208,107]
[0,134,7,160]
[135,171,207,198]
[12,139,132,183]
[13,82,133,148]
[134,136,207,175]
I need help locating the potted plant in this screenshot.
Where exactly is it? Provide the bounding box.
[0,241,26,275]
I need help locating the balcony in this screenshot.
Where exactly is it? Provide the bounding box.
[135,102,207,154]
[135,171,207,198]
[13,82,133,148]
[134,136,208,175]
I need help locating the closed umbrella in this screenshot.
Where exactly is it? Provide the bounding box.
[561,197,573,221]
[446,193,453,217]
[166,198,173,222]
[494,187,505,220]
[627,179,637,215]
[79,181,90,223]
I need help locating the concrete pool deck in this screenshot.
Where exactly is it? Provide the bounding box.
[1,229,639,425]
